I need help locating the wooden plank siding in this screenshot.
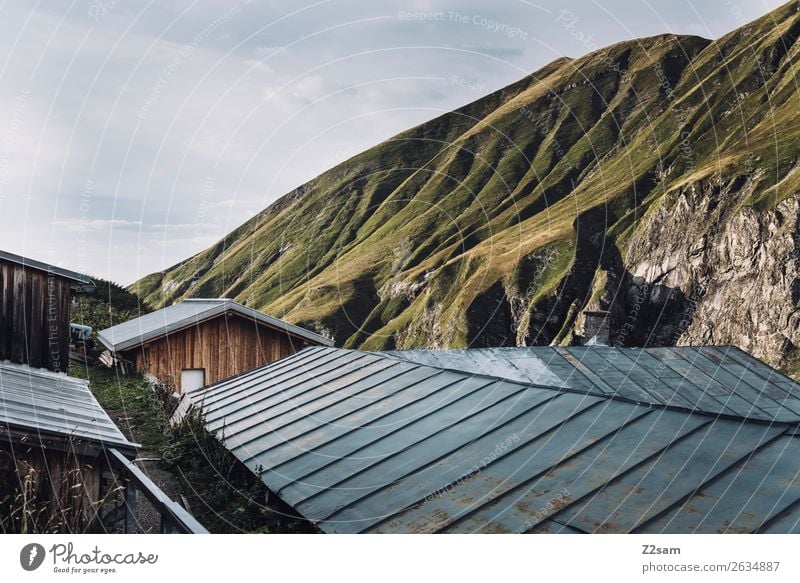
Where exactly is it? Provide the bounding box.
[125,312,308,393]
[0,259,73,373]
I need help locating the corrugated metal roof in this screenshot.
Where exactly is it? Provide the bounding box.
[97,298,333,352]
[0,249,90,284]
[0,361,136,451]
[181,345,800,533]
[384,346,800,423]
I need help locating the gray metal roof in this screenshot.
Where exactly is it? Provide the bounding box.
[97,298,334,352]
[379,347,569,388]
[0,249,90,284]
[0,361,136,451]
[384,346,800,423]
[180,345,800,533]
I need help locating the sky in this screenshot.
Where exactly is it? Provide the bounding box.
[0,0,786,285]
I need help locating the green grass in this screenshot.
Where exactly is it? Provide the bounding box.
[70,364,169,452]
[73,276,152,333]
[161,413,316,534]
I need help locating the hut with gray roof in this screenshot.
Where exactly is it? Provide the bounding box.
[98,298,333,394]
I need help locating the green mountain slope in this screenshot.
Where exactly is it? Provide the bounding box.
[133,2,800,370]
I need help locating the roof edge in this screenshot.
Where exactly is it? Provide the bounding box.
[0,416,140,455]
[99,300,334,351]
[0,249,91,284]
[96,333,115,353]
[0,359,89,384]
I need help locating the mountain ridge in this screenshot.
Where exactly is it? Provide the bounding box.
[133,1,800,373]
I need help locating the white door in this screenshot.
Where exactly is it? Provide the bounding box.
[181,369,206,393]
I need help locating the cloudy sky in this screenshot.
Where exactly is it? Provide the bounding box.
[0,0,785,284]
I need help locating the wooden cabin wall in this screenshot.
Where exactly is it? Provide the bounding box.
[127,313,306,393]
[0,261,72,372]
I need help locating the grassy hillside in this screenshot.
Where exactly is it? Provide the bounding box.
[133,3,800,364]
[72,277,152,338]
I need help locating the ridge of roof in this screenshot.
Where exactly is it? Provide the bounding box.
[380,346,800,425]
[97,298,334,351]
[183,345,800,428]
[182,298,231,302]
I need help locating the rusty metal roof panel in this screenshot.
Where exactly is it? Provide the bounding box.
[230,367,464,466]
[362,396,647,534]
[183,346,800,533]
[261,373,527,494]
[288,389,591,527]
[0,362,136,450]
[548,419,785,533]
[528,519,585,534]
[638,434,800,534]
[431,408,712,533]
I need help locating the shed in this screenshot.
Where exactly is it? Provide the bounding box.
[0,360,206,533]
[175,345,800,533]
[0,360,136,531]
[98,298,333,394]
[0,249,91,373]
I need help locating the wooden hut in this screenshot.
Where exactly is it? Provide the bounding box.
[0,361,138,531]
[97,298,333,394]
[0,361,205,533]
[0,249,92,373]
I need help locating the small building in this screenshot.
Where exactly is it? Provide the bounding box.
[0,360,206,533]
[175,344,800,533]
[98,298,333,394]
[0,361,135,532]
[0,249,205,533]
[0,249,92,373]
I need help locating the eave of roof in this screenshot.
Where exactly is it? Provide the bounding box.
[0,249,90,284]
